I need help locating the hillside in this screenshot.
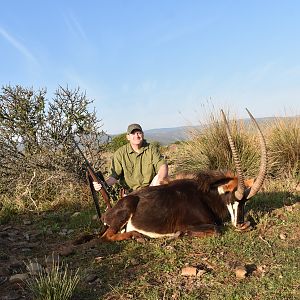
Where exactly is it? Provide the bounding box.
[133,116,299,145]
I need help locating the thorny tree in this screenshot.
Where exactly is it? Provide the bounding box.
[0,85,109,209]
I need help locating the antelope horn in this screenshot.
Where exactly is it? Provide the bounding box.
[245,108,268,199]
[221,110,245,200]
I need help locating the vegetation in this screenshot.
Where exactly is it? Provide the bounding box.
[108,133,128,152]
[266,117,300,179]
[25,255,80,300]
[0,85,299,299]
[0,84,109,216]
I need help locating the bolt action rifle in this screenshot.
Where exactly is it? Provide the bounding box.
[74,140,112,220]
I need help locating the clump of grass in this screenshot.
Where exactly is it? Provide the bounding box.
[173,110,260,177]
[267,117,300,179]
[25,255,80,300]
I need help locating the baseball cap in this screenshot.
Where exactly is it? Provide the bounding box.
[127,123,143,134]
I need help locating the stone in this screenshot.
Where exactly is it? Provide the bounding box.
[59,245,75,256]
[181,266,197,276]
[235,265,247,279]
[9,273,29,283]
[279,233,287,240]
[71,212,81,217]
[85,274,98,283]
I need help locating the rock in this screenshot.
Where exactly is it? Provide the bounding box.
[235,265,247,279]
[9,260,23,270]
[23,220,32,225]
[71,212,81,218]
[181,266,197,276]
[279,233,287,240]
[59,246,75,256]
[9,273,29,283]
[85,274,98,283]
[0,276,8,285]
[94,256,104,263]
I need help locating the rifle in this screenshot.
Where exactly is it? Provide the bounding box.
[74,140,112,217]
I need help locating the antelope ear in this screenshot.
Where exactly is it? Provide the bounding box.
[218,179,238,194]
[245,178,255,188]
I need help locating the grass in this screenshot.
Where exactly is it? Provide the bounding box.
[172,111,263,178]
[266,117,300,179]
[25,255,80,300]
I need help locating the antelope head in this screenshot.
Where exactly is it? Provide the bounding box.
[221,109,267,228]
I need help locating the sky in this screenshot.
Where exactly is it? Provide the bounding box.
[1,1,299,134]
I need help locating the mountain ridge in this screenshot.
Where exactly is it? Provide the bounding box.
[109,116,299,145]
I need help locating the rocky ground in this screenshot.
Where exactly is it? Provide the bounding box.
[0,219,80,300]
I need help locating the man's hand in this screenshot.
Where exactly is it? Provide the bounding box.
[93,181,102,191]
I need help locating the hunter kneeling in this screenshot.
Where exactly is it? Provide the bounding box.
[93,123,168,195]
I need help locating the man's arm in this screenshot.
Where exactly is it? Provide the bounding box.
[157,163,168,184]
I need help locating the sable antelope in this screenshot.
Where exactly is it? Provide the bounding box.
[101,109,267,241]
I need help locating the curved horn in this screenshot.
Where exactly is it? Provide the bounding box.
[221,110,245,200]
[245,108,268,199]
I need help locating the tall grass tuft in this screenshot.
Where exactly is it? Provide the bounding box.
[173,110,261,177]
[267,117,300,179]
[25,255,80,300]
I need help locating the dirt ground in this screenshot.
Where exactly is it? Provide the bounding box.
[0,220,78,300]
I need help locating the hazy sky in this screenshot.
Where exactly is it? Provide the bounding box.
[1,1,299,134]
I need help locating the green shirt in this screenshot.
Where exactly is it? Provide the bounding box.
[109,141,166,191]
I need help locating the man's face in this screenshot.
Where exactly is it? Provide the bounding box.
[127,130,144,146]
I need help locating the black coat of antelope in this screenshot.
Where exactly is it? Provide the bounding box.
[101,109,267,242]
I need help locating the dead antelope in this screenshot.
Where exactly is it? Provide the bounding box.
[101,109,267,241]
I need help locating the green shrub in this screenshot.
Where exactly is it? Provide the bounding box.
[108,133,128,152]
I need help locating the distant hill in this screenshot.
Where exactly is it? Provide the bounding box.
[109,116,299,146]
[143,126,200,145]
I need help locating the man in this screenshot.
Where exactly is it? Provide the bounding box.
[93,123,168,194]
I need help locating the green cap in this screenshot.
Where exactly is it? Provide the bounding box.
[127,123,143,134]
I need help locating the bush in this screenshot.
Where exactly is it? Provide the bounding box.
[0,85,108,211]
[108,133,127,152]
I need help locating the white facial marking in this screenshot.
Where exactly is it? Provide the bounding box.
[226,201,239,226]
[218,186,225,195]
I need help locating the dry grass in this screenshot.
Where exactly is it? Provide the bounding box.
[172,111,261,178]
[266,117,300,179]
